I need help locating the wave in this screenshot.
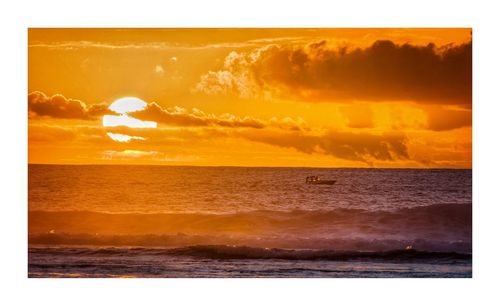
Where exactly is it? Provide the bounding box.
[170,245,471,261]
[29,244,471,262]
[29,203,471,234]
[28,233,471,253]
[29,203,471,252]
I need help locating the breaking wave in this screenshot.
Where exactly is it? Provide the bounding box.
[29,203,471,253]
[28,232,472,253]
[29,244,471,262]
[169,245,471,261]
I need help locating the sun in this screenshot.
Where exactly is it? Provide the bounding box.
[103,97,157,142]
[103,97,157,128]
[108,97,148,114]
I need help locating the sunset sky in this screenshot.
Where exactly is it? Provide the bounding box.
[28,28,472,168]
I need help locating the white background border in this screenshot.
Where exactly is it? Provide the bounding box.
[2,0,499,305]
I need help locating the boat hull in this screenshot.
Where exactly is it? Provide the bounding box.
[307,180,336,185]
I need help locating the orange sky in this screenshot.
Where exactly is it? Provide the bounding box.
[28,28,472,168]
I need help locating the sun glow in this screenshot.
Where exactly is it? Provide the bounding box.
[109,97,148,114]
[103,97,157,129]
[28,29,472,168]
[103,97,157,142]
[103,114,157,128]
[106,132,145,143]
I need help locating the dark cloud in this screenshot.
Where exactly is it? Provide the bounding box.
[28,91,111,119]
[238,129,409,163]
[262,40,472,105]
[199,40,472,105]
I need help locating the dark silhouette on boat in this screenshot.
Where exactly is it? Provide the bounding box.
[306,176,336,185]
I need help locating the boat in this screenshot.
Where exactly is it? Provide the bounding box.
[308,180,336,185]
[306,176,336,185]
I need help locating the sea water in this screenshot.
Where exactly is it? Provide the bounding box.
[28,165,472,278]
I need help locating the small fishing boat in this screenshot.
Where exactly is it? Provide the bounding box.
[305,176,336,185]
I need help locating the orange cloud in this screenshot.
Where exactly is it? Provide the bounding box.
[133,102,265,129]
[28,124,76,143]
[103,150,158,159]
[238,129,408,163]
[28,92,306,131]
[341,104,374,128]
[122,125,409,163]
[131,102,307,131]
[28,91,111,119]
[29,120,408,164]
[195,40,472,106]
[425,107,472,131]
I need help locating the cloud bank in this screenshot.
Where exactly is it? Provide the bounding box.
[195,40,472,105]
[28,91,111,119]
[238,129,408,163]
[28,91,306,131]
[133,102,265,129]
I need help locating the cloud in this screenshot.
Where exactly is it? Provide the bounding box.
[29,117,409,164]
[154,65,165,77]
[28,91,304,131]
[269,116,308,131]
[28,124,76,143]
[103,150,158,159]
[101,149,201,163]
[425,107,472,131]
[28,91,111,119]
[195,40,472,105]
[341,104,374,128]
[134,102,295,130]
[102,124,408,163]
[238,129,409,163]
[193,48,272,99]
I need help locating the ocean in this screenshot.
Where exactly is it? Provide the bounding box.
[28,165,472,278]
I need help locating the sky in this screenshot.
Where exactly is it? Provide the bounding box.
[28,28,472,168]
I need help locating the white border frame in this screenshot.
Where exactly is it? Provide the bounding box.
[2,0,500,305]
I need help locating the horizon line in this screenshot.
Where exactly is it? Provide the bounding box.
[27,162,472,170]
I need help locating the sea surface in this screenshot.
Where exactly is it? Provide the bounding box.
[28,165,472,278]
